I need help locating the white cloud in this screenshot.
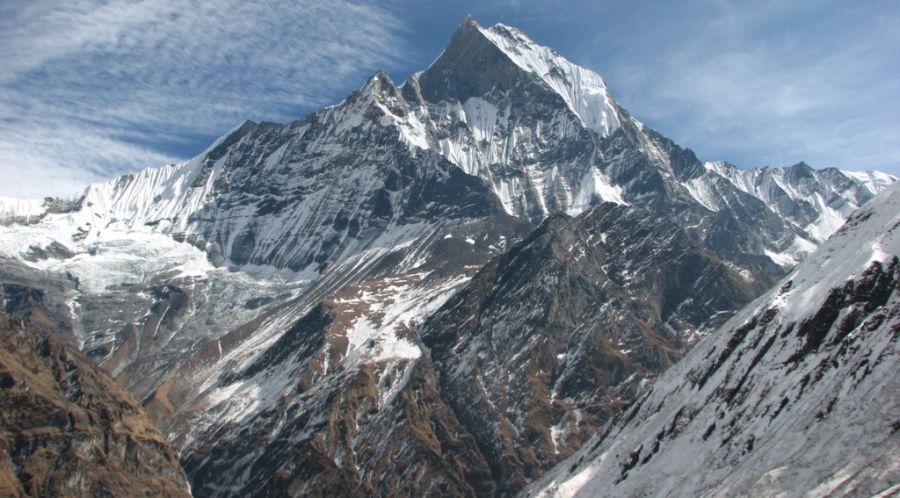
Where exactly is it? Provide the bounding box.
[0,0,408,198]
[0,123,178,199]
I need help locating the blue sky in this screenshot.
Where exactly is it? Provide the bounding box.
[2,0,898,198]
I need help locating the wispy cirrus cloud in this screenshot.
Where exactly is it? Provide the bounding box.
[0,0,408,198]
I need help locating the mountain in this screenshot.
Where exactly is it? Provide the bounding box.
[0,16,895,498]
[416,204,766,492]
[0,312,190,497]
[528,181,900,497]
[0,16,889,406]
[1,18,891,274]
[157,203,762,497]
[402,18,892,268]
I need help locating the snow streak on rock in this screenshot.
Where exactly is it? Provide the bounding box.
[0,15,896,498]
[529,182,900,498]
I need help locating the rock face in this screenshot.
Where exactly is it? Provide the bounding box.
[0,16,895,498]
[169,272,500,498]
[0,315,190,498]
[418,203,766,492]
[403,18,892,269]
[528,182,900,498]
[0,17,890,382]
[157,203,762,498]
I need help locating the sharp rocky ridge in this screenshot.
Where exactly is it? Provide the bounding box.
[0,16,896,497]
[1,18,891,272]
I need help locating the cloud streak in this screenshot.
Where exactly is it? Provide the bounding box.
[0,0,408,198]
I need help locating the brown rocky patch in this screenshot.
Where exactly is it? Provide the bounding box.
[0,315,190,497]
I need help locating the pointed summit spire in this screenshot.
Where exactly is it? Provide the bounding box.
[461,14,479,28]
[415,17,522,102]
[358,69,400,101]
[447,14,487,49]
[417,17,623,137]
[361,69,393,89]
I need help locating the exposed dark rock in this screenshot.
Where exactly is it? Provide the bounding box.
[416,203,762,494]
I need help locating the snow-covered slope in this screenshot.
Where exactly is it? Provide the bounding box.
[696,161,894,264]
[529,181,900,498]
[414,203,765,493]
[0,15,897,498]
[476,21,622,138]
[404,17,893,264]
[0,82,502,274]
[0,196,46,222]
[170,271,485,497]
[0,18,892,276]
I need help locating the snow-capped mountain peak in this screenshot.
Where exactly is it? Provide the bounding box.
[476,21,622,138]
[3,17,891,274]
[2,16,898,498]
[414,17,621,138]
